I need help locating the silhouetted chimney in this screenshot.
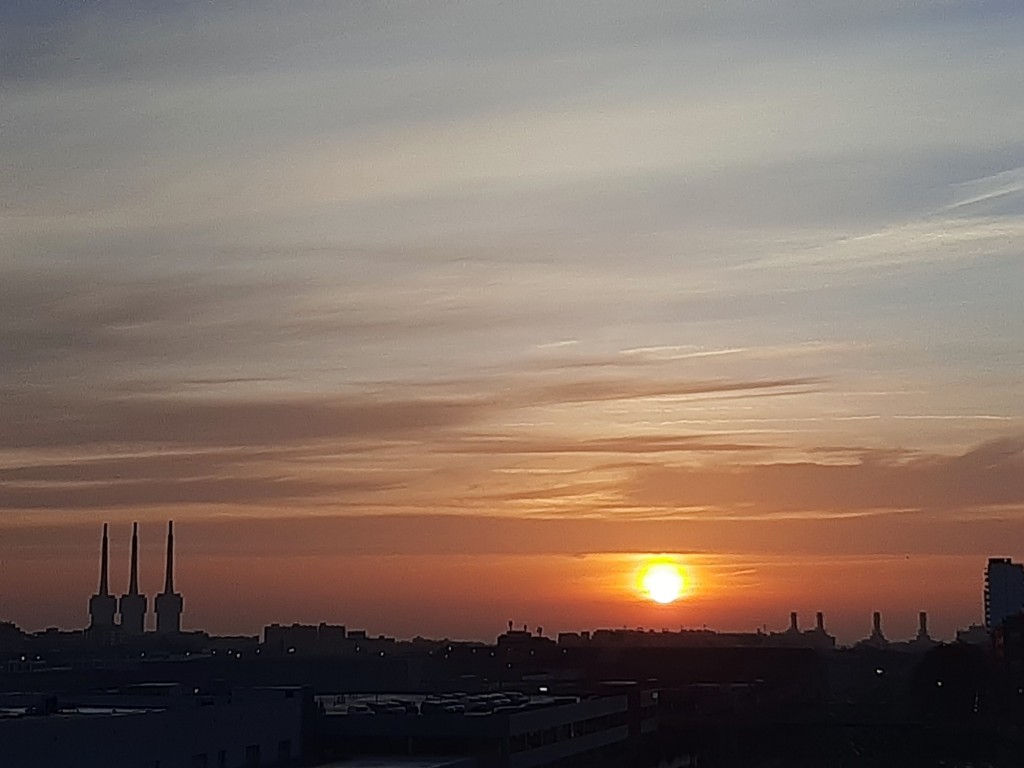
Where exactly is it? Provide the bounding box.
[154,521,183,634]
[130,523,139,593]
[789,612,799,633]
[119,522,148,635]
[164,521,174,594]
[816,612,825,632]
[88,524,117,631]
[99,523,109,595]
[917,611,930,640]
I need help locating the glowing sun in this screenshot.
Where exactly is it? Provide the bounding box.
[637,561,687,604]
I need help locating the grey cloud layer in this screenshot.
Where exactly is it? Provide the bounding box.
[6,1,1023,228]
[2,0,1022,529]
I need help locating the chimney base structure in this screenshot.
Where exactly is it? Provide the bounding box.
[155,521,183,634]
[119,522,148,635]
[88,524,117,631]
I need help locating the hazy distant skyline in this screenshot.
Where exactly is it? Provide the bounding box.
[2,1,1023,642]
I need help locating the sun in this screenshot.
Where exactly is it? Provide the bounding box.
[637,561,688,604]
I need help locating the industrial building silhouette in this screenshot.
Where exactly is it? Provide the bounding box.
[87,521,182,637]
[7,535,1024,767]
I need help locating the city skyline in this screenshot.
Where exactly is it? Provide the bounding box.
[2,3,1023,645]
[3,519,1012,645]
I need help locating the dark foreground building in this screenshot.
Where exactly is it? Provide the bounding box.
[0,685,307,768]
[314,689,657,768]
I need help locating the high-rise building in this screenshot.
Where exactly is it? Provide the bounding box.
[118,522,148,635]
[985,557,1024,628]
[87,524,117,631]
[154,521,183,634]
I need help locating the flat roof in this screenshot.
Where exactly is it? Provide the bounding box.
[316,691,560,716]
[312,758,474,768]
[0,706,157,719]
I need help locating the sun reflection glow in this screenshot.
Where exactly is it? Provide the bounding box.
[636,559,690,604]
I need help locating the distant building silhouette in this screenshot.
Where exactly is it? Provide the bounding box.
[888,610,939,653]
[154,521,183,634]
[915,611,933,644]
[808,611,836,648]
[87,524,117,633]
[263,623,353,656]
[856,611,889,649]
[118,522,147,635]
[871,611,886,643]
[956,623,989,646]
[768,611,836,649]
[985,557,1024,628]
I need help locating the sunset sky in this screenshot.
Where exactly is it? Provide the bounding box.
[2,1,1023,644]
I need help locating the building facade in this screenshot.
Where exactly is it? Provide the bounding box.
[985,558,1024,628]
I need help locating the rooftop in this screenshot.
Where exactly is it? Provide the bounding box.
[313,759,475,768]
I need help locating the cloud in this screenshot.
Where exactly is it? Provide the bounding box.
[526,377,820,407]
[443,434,773,456]
[0,475,399,511]
[628,437,1024,516]
[942,166,1024,216]
[1,370,820,450]
[0,268,274,377]
[0,374,813,511]
[2,1,1021,548]
[6,495,1024,562]
[0,263,560,394]
[0,391,489,451]
[0,449,284,483]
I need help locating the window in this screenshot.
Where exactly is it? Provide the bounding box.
[277,739,292,759]
[217,750,227,768]
[245,744,260,766]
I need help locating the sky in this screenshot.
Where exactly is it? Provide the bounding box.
[2,1,1023,644]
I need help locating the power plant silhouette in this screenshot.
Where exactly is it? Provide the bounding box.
[88,521,182,636]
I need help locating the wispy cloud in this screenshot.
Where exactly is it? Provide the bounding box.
[942,166,1024,213]
[0,392,490,451]
[2,0,1023,634]
[629,437,1024,517]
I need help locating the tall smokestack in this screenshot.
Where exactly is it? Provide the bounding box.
[789,612,799,633]
[98,523,110,596]
[868,610,888,645]
[816,612,825,632]
[866,611,887,647]
[119,522,147,635]
[155,521,183,634]
[917,611,929,640]
[129,522,140,595]
[163,520,175,594]
[89,524,117,632]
